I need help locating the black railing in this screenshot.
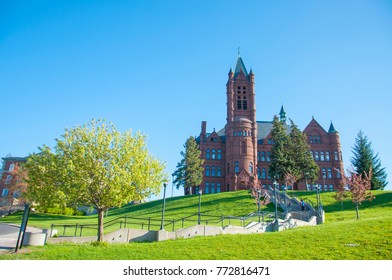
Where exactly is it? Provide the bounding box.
[49,211,280,237]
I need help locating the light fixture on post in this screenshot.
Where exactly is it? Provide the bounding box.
[257,189,261,223]
[160,183,168,231]
[198,189,202,225]
[273,179,279,231]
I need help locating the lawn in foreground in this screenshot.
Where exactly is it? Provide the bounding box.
[1,209,391,260]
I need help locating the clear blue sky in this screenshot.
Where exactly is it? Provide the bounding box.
[1,0,391,199]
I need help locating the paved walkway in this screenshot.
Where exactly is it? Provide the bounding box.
[0,223,42,252]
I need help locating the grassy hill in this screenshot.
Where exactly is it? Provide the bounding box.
[1,190,391,260]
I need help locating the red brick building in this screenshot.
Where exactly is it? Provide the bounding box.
[189,56,344,195]
[0,156,27,203]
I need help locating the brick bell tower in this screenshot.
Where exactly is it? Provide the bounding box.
[225,55,258,191]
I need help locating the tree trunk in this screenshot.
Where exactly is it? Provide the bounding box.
[97,208,105,242]
[355,203,360,219]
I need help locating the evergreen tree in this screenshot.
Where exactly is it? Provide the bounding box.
[269,117,318,188]
[173,136,204,194]
[269,115,290,181]
[287,120,319,184]
[351,131,388,190]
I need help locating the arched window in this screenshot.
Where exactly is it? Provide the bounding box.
[266,152,271,162]
[310,150,314,159]
[217,149,222,159]
[5,175,12,184]
[326,151,330,161]
[1,188,9,197]
[211,182,215,193]
[261,152,266,161]
[257,152,260,162]
[212,149,216,159]
[206,149,210,159]
[9,163,15,172]
[320,151,325,161]
[327,168,332,179]
[261,168,266,179]
[217,166,221,177]
[336,168,341,178]
[257,168,261,178]
[249,162,253,173]
[205,166,210,177]
[216,183,221,193]
[322,168,326,178]
[234,161,239,173]
[315,151,320,161]
[329,184,334,191]
[205,182,210,194]
[334,151,339,161]
[211,166,216,177]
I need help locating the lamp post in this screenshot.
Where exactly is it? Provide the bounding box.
[273,179,279,231]
[171,173,174,197]
[198,189,202,225]
[257,189,261,223]
[160,183,167,231]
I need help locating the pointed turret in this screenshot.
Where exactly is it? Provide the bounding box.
[328,121,338,133]
[234,56,248,79]
[279,105,287,124]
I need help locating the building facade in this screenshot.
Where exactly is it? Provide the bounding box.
[0,156,27,204]
[189,56,344,195]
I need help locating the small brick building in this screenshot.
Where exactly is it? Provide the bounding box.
[0,156,27,205]
[188,56,344,195]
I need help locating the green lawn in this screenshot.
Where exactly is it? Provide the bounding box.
[1,190,391,260]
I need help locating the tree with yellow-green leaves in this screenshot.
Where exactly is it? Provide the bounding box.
[25,119,168,242]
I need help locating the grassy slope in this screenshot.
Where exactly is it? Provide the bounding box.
[1,190,391,260]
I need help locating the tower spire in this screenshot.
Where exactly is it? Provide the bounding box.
[279,105,287,124]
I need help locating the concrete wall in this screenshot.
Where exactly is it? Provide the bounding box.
[46,213,320,244]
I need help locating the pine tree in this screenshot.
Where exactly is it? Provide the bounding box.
[287,120,319,185]
[173,136,204,194]
[269,115,290,181]
[351,131,388,190]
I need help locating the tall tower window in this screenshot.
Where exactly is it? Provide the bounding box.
[237,99,242,110]
[243,99,247,110]
[249,162,253,173]
[334,151,339,161]
[234,161,239,173]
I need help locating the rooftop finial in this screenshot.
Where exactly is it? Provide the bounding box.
[237,47,241,57]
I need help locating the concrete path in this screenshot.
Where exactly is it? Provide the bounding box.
[0,223,42,252]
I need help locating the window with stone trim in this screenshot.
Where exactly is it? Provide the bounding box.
[234,161,239,173]
[217,166,221,177]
